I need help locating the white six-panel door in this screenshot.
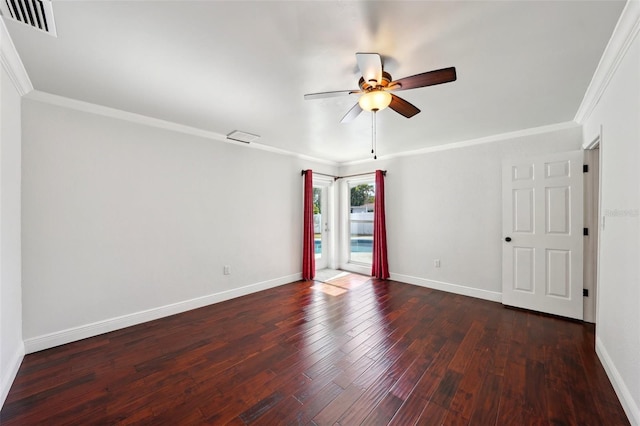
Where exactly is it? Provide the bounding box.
[502,151,584,320]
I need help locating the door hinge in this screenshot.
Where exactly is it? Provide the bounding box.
[583,289,589,297]
[583,164,589,173]
[583,227,589,236]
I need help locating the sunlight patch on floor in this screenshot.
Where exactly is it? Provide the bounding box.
[311,282,348,296]
[312,269,372,296]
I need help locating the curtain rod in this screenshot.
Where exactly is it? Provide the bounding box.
[301,170,336,179]
[339,171,386,180]
[301,170,386,181]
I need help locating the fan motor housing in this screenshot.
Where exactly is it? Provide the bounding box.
[359,71,392,91]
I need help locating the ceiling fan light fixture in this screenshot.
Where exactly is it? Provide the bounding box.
[358,90,392,112]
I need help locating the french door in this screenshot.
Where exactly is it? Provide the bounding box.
[313,178,333,270]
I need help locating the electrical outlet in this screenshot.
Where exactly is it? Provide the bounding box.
[223,265,231,275]
[434,259,441,268]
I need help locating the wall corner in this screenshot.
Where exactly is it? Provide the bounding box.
[0,18,33,96]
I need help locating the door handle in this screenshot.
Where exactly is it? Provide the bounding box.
[505,237,512,242]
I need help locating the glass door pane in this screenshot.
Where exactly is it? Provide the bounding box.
[349,182,375,264]
[313,187,322,260]
[313,184,329,270]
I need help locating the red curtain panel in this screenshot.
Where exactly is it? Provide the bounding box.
[302,170,315,280]
[372,170,389,279]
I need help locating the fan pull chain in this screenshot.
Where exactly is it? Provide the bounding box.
[372,111,377,160]
[371,111,375,155]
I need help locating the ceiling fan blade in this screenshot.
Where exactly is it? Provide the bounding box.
[389,94,420,118]
[341,103,363,123]
[304,90,359,100]
[389,67,457,91]
[356,53,383,87]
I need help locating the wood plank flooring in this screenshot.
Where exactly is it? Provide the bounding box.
[1,278,630,425]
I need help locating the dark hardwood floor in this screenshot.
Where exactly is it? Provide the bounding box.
[1,277,630,425]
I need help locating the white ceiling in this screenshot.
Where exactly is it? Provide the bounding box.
[4,1,626,163]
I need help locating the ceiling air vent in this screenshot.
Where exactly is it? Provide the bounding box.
[1,0,57,37]
[227,131,259,144]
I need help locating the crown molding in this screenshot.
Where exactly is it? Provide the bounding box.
[22,89,580,169]
[575,0,640,124]
[26,90,233,143]
[245,140,339,166]
[0,18,33,96]
[338,121,580,167]
[25,90,339,167]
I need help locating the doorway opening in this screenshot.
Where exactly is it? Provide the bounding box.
[337,174,376,276]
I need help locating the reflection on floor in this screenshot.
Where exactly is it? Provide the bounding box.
[313,269,372,296]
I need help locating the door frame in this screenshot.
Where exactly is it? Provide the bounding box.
[583,134,602,323]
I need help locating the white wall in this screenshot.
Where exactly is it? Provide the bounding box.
[582,8,640,423]
[0,43,24,406]
[339,125,582,300]
[21,98,336,351]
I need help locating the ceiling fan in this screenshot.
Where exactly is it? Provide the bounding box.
[304,53,457,123]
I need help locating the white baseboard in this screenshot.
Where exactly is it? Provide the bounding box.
[390,273,503,303]
[24,273,301,354]
[333,268,502,303]
[596,336,639,426]
[1,341,25,409]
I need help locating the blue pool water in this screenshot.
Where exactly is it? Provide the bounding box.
[315,239,372,253]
